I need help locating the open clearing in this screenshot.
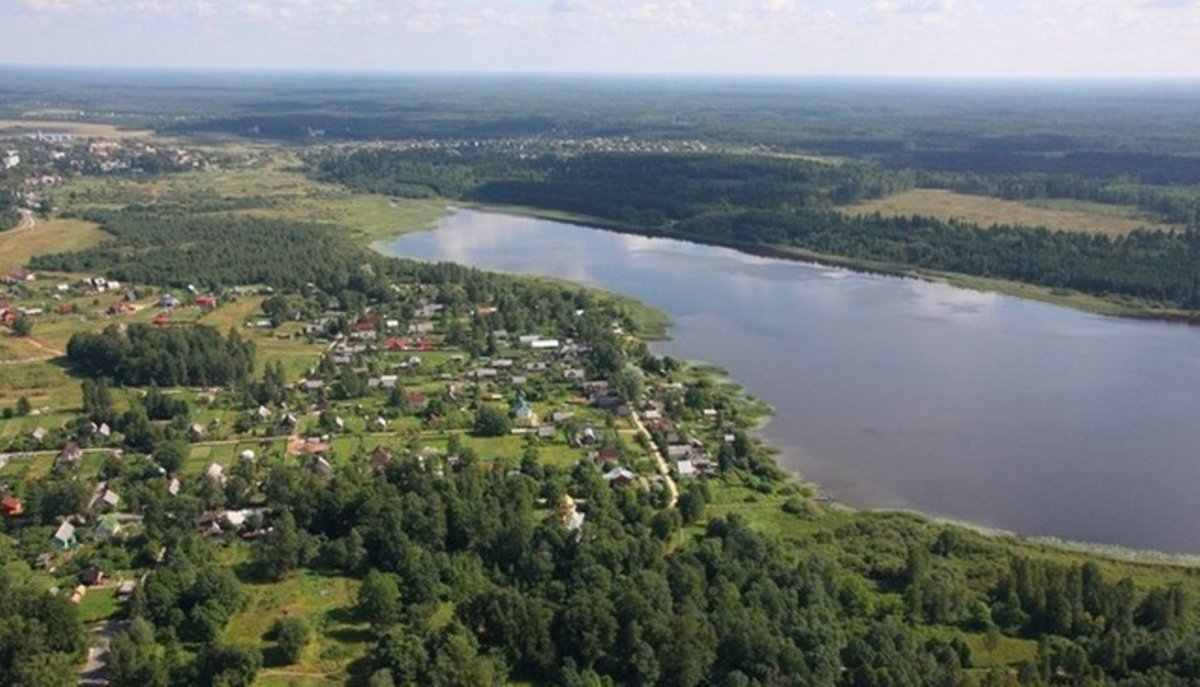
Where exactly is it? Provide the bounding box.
[0,119,153,139]
[842,188,1173,236]
[51,152,448,242]
[223,570,369,684]
[0,217,109,272]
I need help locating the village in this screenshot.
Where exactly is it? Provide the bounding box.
[0,262,766,627]
[1,128,214,214]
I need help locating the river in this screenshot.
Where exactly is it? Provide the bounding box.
[382,209,1200,553]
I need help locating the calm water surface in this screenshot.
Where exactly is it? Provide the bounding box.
[384,210,1200,553]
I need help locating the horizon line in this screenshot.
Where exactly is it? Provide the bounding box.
[2,62,1200,84]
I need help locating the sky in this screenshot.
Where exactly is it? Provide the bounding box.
[1,0,1199,78]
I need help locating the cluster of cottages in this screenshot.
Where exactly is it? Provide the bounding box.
[274,297,731,506]
[15,421,114,456]
[1,460,143,606]
[1,272,127,324]
[311,317,625,443]
[0,266,234,332]
[1,282,739,598]
[375,135,714,157]
[2,135,212,189]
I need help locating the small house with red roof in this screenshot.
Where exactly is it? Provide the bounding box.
[1,495,23,516]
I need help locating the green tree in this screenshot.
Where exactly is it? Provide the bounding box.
[153,439,189,474]
[358,569,404,628]
[253,511,307,581]
[193,643,262,687]
[107,619,168,687]
[473,404,511,437]
[374,627,427,685]
[11,315,33,337]
[426,623,496,687]
[81,378,116,425]
[272,617,311,665]
[677,483,709,525]
[119,404,158,453]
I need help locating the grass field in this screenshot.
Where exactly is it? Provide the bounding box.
[0,360,79,414]
[0,119,153,139]
[842,188,1173,236]
[223,569,368,685]
[77,587,121,624]
[51,152,448,243]
[0,217,109,272]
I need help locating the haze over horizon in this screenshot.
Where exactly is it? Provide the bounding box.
[2,0,1199,79]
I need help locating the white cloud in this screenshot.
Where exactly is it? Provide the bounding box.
[870,0,955,16]
[21,0,115,12]
[3,0,1199,76]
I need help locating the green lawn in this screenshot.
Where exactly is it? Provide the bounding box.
[77,586,121,624]
[0,217,110,273]
[223,570,369,683]
[963,631,1039,668]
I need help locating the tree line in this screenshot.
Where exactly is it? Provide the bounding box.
[311,148,1200,310]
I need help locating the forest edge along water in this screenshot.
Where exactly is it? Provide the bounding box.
[381,208,1200,556]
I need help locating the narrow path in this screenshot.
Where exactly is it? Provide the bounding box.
[14,208,36,232]
[632,410,678,508]
[0,354,57,365]
[22,335,64,357]
[0,336,62,365]
[260,669,336,679]
[79,619,127,686]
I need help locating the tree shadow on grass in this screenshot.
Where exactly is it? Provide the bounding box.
[325,625,374,645]
[233,558,272,584]
[261,644,289,669]
[324,606,360,624]
[342,655,378,687]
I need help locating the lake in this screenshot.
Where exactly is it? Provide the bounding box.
[382,209,1200,553]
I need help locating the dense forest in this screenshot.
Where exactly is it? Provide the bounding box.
[26,439,1200,687]
[0,166,20,231]
[0,572,87,685]
[30,210,373,290]
[311,148,1200,310]
[66,324,256,387]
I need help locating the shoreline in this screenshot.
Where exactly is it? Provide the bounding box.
[461,202,1200,326]
[368,208,1200,566]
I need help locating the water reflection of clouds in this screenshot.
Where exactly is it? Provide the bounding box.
[903,280,999,323]
[395,210,1200,552]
